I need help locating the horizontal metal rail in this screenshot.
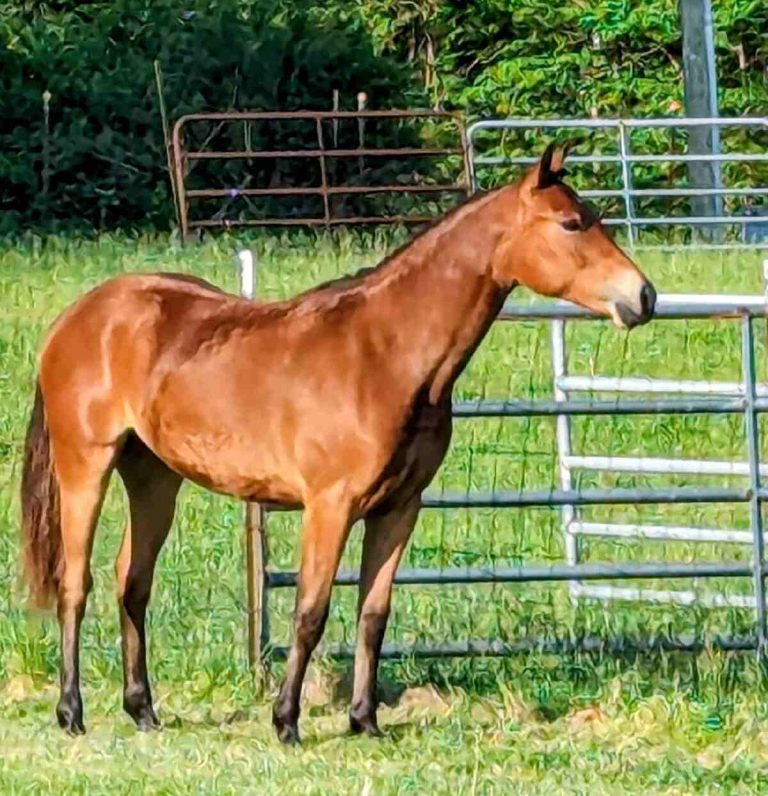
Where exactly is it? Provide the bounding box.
[452,397,761,416]
[475,153,768,166]
[267,560,756,589]
[269,633,760,660]
[179,109,462,122]
[468,116,768,131]
[500,295,768,321]
[190,215,436,229]
[557,375,768,396]
[564,455,768,478]
[570,520,754,544]
[574,583,757,610]
[187,184,464,198]
[421,486,752,509]
[186,146,463,160]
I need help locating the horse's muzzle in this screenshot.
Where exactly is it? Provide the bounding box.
[617,281,656,329]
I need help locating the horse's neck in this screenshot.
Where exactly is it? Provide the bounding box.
[366,193,511,403]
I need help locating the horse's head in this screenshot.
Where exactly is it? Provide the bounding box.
[493,143,655,329]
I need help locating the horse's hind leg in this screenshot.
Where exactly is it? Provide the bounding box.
[115,434,182,730]
[55,441,117,735]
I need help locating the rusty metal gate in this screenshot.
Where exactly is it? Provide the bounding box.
[170,110,470,237]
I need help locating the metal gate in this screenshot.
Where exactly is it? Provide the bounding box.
[171,110,470,238]
[238,252,768,667]
[466,116,768,621]
[467,116,768,248]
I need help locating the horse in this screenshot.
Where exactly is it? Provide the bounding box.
[20,144,656,744]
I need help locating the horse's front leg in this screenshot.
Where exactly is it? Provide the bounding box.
[272,489,355,745]
[349,498,420,736]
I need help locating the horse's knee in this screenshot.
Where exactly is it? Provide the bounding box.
[359,606,389,646]
[116,570,154,634]
[294,602,329,646]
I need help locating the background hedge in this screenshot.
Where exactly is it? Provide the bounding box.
[1,0,765,232]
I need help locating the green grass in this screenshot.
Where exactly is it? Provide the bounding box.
[2,232,768,793]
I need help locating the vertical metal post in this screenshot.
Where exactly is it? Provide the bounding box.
[171,120,191,243]
[458,120,473,198]
[679,0,723,238]
[551,319,579,601]
[465,124,477,194]
[315,117,331,225]
[357,92,367,178]
[332,89,340,147]
[618,122,636,248]
[245,502,270,681]
[238,249,270,680]
[741,314,767,661]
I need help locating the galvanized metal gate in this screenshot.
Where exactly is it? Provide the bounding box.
[467,116,768,248]
[468,116,768,620]
[241,269,768,664]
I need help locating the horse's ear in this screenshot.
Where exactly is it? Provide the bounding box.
[537,142,571,189]
[552,142,571,172]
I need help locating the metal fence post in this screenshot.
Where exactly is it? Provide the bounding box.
[741,314,767,662]
[237,249,271,682]
[618,121,636,248]
[245,501,270,684]
[551,319,579,601]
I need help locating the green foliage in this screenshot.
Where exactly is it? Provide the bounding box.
[363,0,767,118]
[0,1,766,233]
[0,0,421,232]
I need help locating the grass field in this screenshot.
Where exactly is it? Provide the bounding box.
[3,233,768,793]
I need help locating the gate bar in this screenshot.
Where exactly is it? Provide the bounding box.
[267,560,757,589]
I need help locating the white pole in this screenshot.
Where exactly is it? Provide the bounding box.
[551,319,579,602]
[238,248,255,300]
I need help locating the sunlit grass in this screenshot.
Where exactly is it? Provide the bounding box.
[1,232,768,793]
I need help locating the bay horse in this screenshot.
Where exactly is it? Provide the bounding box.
[21,145,655,743]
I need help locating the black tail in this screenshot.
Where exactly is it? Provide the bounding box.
[20,382,62,609]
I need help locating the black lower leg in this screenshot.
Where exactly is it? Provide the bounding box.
[349,611,388,736]
[56,603,86,735]
[273,604,329,745]
[120,582,160,731]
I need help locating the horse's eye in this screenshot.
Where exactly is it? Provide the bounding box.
[561,218,581,232]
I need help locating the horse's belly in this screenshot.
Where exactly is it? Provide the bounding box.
[150,427,300,504]
[139,385,304,503]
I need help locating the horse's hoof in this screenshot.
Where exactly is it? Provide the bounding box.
[135,710,162,733]
[124,695,162,732]
[276,722,300,746]
[272,702,301,746]
[349,711,382,737]
[56,702,85,736]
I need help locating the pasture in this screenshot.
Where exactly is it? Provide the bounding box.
[2,233,768,794]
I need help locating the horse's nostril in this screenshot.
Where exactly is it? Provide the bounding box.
[640,282,657,318]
